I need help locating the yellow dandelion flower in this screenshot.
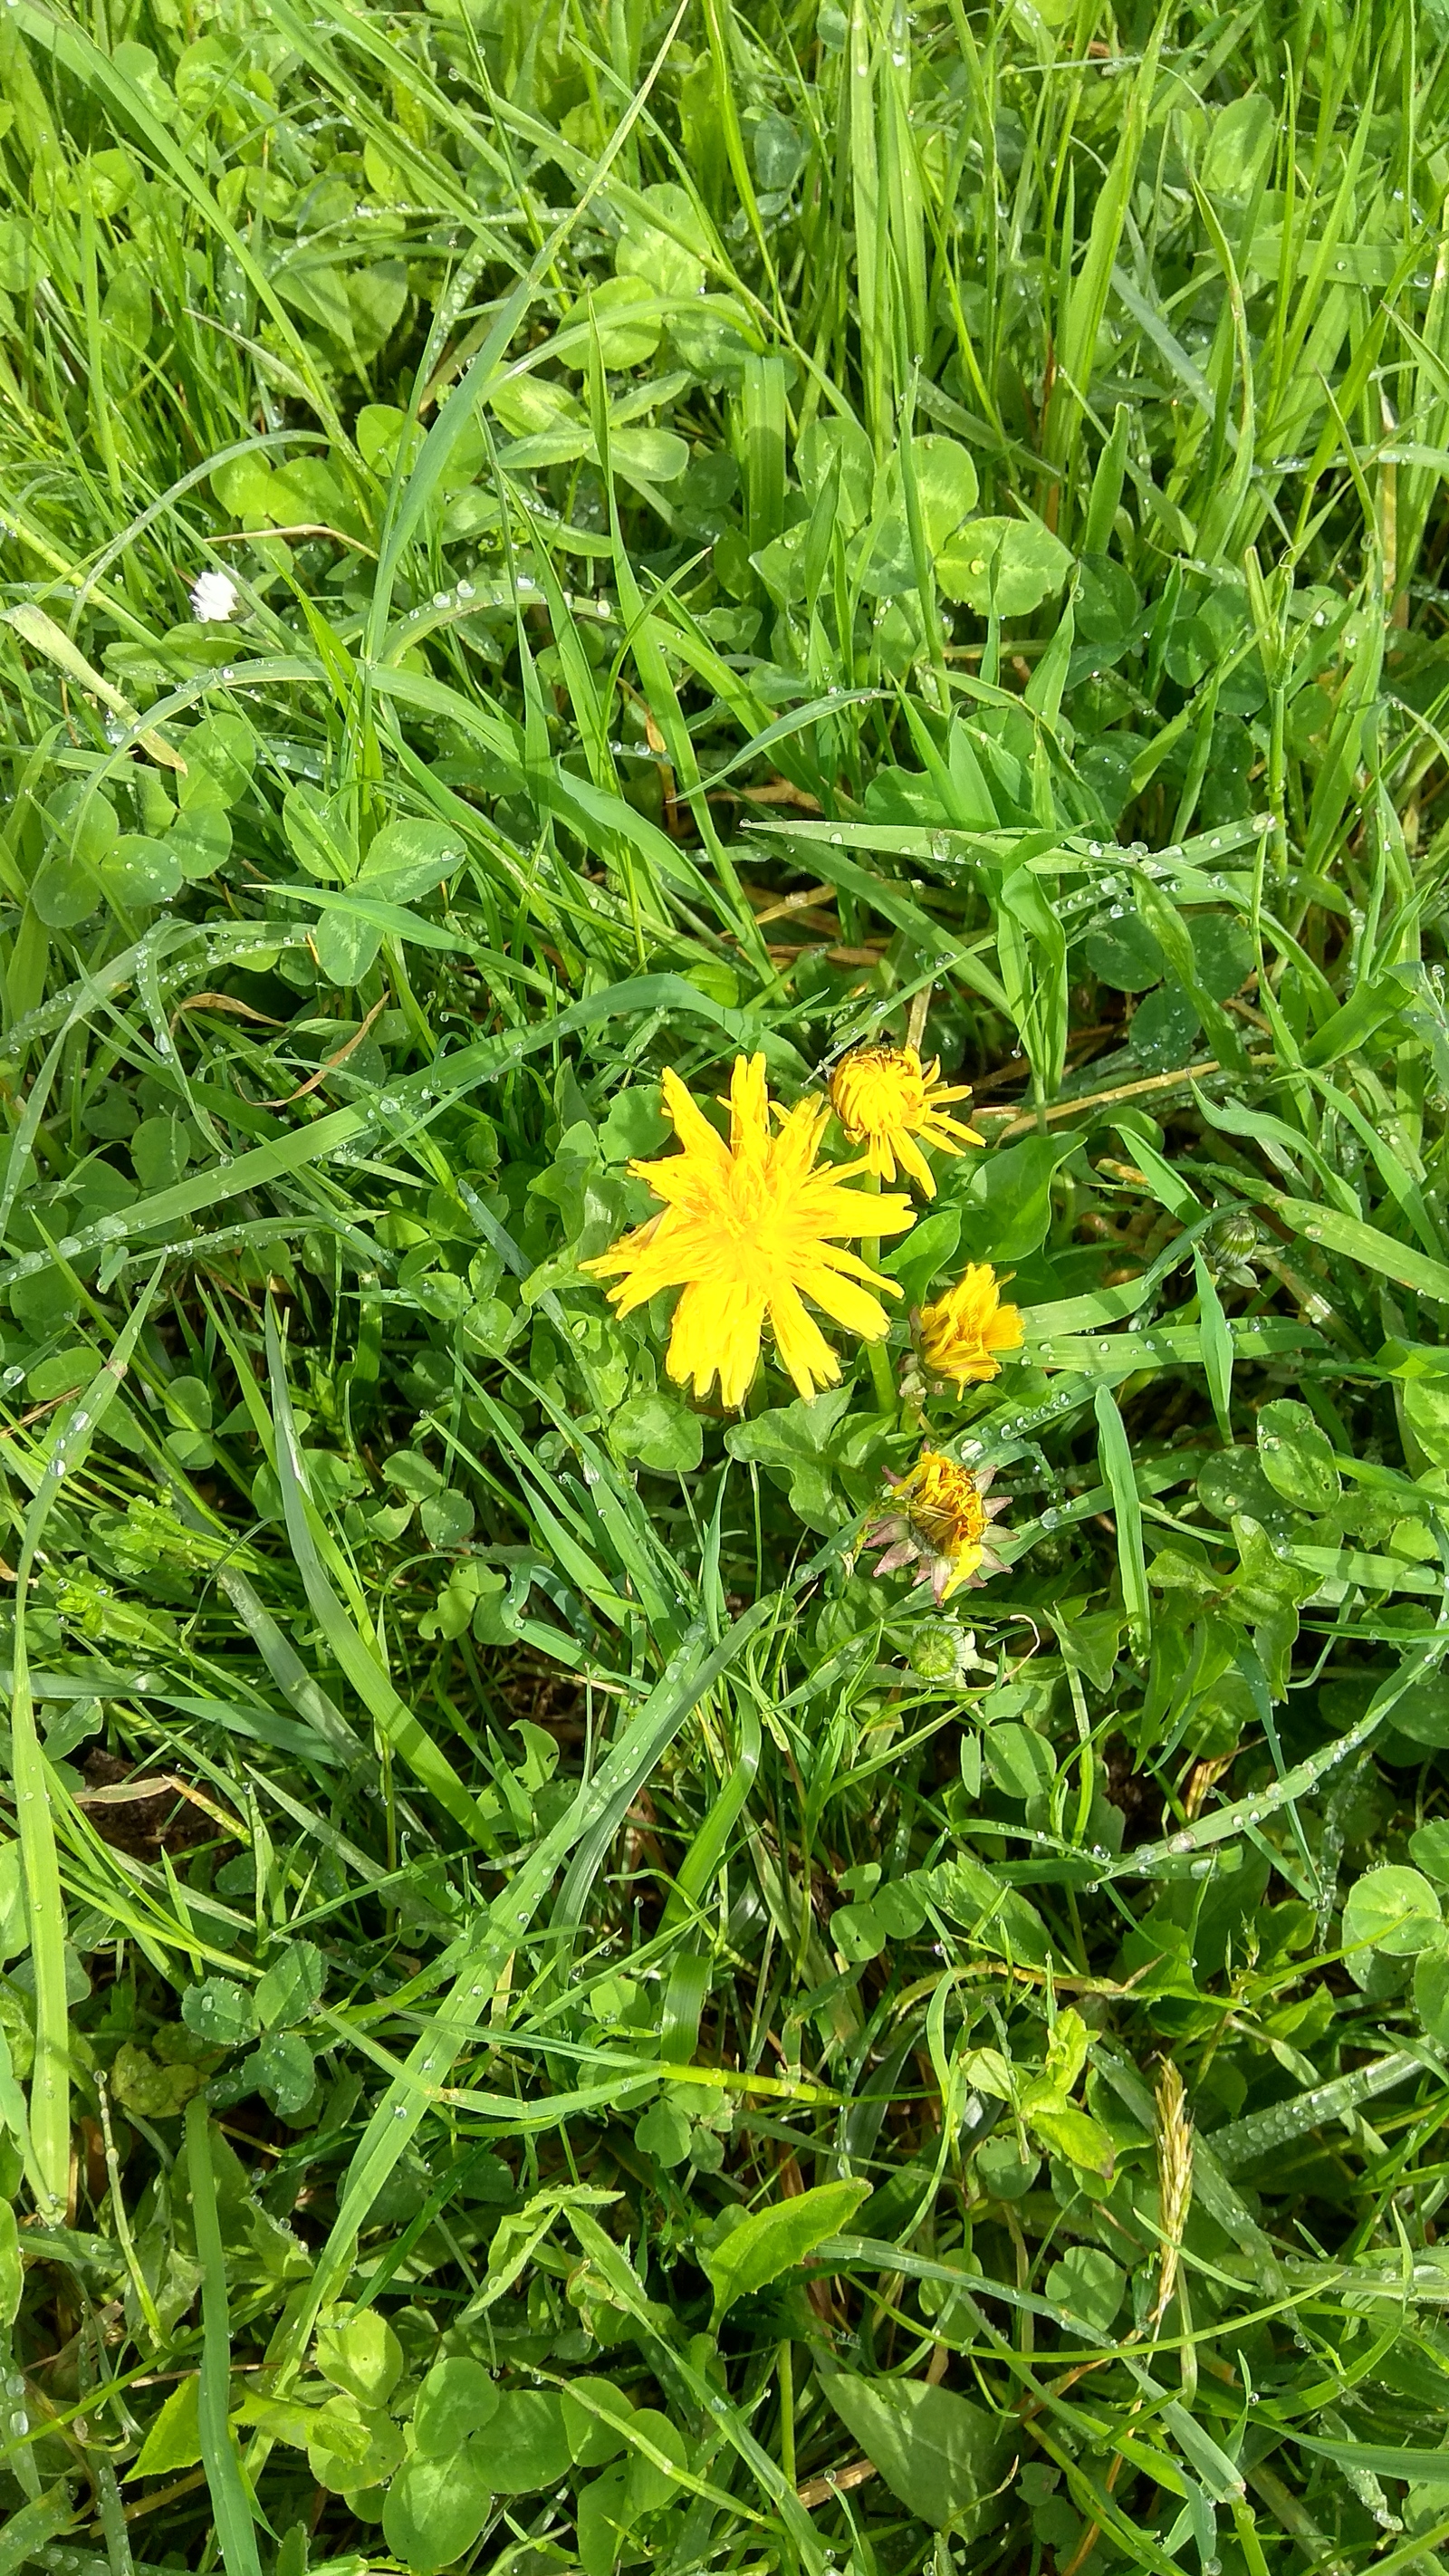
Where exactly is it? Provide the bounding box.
[916,1264,1024,1392]
[582,1053,916,1411]
[864,1447,1009,1600]
[828,1043,984,1197]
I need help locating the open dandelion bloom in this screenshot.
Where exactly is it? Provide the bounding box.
[865,1448,1008,1600]
[828,1043,983,1196]
[916,1264,1024,1391]
[583,1054,915,1410]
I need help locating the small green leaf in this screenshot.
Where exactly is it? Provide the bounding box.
[820,2375,1006,2530]
[358,817,465,906]
[307,2396,405,2496]
[561,2379,634,2467]
[130,1114,193,1192]
[413,2358,500,2457]
[164,1375,214,1433]
[984,1723,1056,1802]
[101,833,183,907]
[130,2376,202,2480]
[936,515,1072,615]
[952,1132,1076,1264]
[316,2308,405,2409]
[635,2099,693,2167]
[1413,1946,1449,2047]
[1084,911,1165,992]
[484,2389,571,2492]
[1384,1677,1449,1751]
[419,1487,475,1547]
[575,2463,633,2576]
[165,801,232,883]
[256,1941,326,2029]
[1343,1867,1442,1960]
[559,274,662,369]
[599,1089,671,1163]
[245,2030,315,2116]
[927,1855,1051,1965]
[830,1899,887,1965]
[1256,1400,1340,1512]
[609,1393,705,1475]
[1045,2245,1125,2335]
[622,2409,689,2514]
[111,2039,203,2119]
[179,709,254,809]
[1410,1821,1449,1884]
[387,1447,446,1499]
[705,2178,870,2324]
[1027,2102,1116,2179]
[181,1978,258,2050]
[914,436,980,550]
[382,2449,494,2573]
[312,907,383,987]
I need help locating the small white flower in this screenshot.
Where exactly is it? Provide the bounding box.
[190,569,239,623]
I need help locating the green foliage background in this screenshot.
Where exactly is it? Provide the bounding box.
[4,1,1449,2573]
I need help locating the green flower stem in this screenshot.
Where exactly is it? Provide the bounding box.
[862,1169,898,1417]
[866,1331,897,1415]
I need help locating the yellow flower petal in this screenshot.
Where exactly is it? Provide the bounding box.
[659,1064,731,1170]
[767,1281,842,1400]
[916,1264,1024,1392]
[586,1053,916,1409]
[726,1052,772,1155]
[892,1128,937,1197]
[799,1262,894,1343]
[865,1447,1005,1598]
[829,1043,983,1197]
[668,1277,764,1408]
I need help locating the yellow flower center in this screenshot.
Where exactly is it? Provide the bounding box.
[581,1053,915,1409]
[830,1045,931,1139]
[897,1449,990,1554]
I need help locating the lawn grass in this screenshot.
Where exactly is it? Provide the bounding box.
[5,2,1449,2574]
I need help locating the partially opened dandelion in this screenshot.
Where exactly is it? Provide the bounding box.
[916,1264,1024,1391]
[583,1053,916,1409]
[828,1042,983,1196]
[864,1447,1009,1600]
